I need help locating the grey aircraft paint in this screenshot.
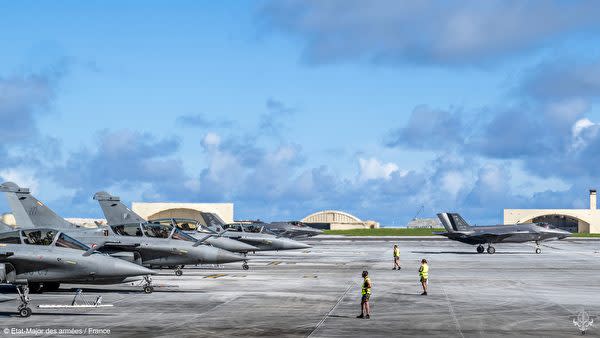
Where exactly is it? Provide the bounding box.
[234,220,323,239]
[0,183,245,275]
[198,212,312,251]
[0,228,155,316]
[436,212,571,254]
[93,191,258,254]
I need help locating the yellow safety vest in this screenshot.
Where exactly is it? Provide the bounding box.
[361,277,371,295]
[393,247,400,257]
[419,264,429,279]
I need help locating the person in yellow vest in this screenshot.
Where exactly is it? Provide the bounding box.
[419,259,429,295]
[393,244,401,270]
[357,270,371,319]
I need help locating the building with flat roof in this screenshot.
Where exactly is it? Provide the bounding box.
[504,189,600,233]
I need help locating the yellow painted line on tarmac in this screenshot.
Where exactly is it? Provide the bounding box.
[303,275,318,279]
[267,261,282,266]
[204,274,227,279]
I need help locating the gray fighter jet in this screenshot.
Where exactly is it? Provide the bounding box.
[436,213,571,254]
[93,191,258,254]
[235,220,322,239]
[196,212,312,251]
[0,182,245,278]
[0,228,155,317]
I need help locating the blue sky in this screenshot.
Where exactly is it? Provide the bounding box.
[2,1,600,225]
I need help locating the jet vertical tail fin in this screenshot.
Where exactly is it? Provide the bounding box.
[437,213,471,233]
[0,182,77,229]
[200,212,226,231]
[93,192,146,225]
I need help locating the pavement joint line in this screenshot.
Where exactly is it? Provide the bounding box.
[307,281,356,338]
[441,286,465,338]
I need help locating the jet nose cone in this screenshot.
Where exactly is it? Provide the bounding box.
[282,239,311,250]
[114,259,156,277]
[216,249,246,263]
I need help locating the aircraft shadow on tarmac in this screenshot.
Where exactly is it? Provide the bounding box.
[411,251,536,255]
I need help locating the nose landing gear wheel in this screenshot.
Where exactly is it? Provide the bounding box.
[535,248,541,254]
[476,245,485,254]
[487,246,496,254]
[175,268,183,276]
[143,286,154,294]
[242,262,249,270]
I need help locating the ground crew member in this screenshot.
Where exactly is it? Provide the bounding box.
[393,244,401,270]
[357,270,371,319]
[419,259,428,295]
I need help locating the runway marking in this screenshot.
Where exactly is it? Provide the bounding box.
[204,274,227,279]
[303,275,318,279]
[267,261,282,266]
[441,286,465,338]
[307,281,355,338]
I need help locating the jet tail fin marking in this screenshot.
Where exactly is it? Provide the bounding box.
[437,213,471,233]
[0,182,75,229]
[93,191,146,225]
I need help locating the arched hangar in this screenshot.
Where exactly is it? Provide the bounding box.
[504,190,600,233]
[301,210,379,230]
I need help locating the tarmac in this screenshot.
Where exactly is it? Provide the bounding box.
[1,237,599,337]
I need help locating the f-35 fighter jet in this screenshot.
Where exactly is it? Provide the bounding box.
[436,213,571,254]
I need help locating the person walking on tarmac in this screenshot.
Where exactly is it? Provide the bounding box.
[393,244,401,270]
[419,259,429,295]
[357,270,372,319]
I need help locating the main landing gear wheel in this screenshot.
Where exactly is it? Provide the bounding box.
[487,246,496,254]
[142,276,154,294]
[476,245,485,254]
[242,262,249,270]
[175,268,183,276]
[16,285,31,317]
[535,248,542,254]
[19,307,32,318]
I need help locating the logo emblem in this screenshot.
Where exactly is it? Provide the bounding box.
[572,309,595,335]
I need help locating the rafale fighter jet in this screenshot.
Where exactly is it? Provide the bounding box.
[0,228,155,317]
[436,213,571,254]
[93,191,258,254]
[0,183,245,278]
[235,220,322,239]
[197,212,312,251]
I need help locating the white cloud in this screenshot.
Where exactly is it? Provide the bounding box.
[358,157,401,182]
[0,167,39,192]
[571,118,598,151]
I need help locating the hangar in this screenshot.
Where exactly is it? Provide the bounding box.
[301,210,379,230]
[504,189,600,233]
[131,202,234,223]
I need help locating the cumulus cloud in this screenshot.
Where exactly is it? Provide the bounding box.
[260,0,600,66]
[358,157,401,182]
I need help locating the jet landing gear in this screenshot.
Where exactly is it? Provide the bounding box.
[476,245,485,254]
[535,241,542,254]
[16,285,32,317]
[242,261,249,270]
[175,265,184,276]
[143,276,154,294]
[486,245,496,254]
